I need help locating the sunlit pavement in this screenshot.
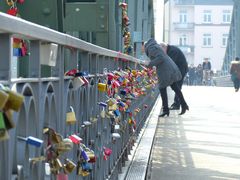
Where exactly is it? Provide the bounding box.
[147,86,240,180]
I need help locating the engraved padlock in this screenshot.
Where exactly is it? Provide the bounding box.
[66,106,77,124]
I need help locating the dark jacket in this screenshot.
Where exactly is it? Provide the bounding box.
[167,45,188,76]
[145,39,182,89]
[230,60,240,79]
[202,61,211,70]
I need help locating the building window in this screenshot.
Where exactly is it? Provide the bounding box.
[179,10,187,23]
[203,10,212,23]
[203,34,212,47]
[222,34,228,46]
[179,34,187,46]
[222,10,231,23]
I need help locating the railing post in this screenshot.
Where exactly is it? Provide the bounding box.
[64,48,78,72]
[0,34,12,82]
[79,51,90,72]
[28,40,41,78]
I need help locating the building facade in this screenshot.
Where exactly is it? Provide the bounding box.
[164,0,233,71]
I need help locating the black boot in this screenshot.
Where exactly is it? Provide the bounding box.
[169,103,180,110]
[179,104,189,115]
[159,107,169,117]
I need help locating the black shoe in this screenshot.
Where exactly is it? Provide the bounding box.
[159,111,169,117]
[169,105,180,110]
[179,105,189,115]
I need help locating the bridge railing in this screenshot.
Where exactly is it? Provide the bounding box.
[0,12,158,180]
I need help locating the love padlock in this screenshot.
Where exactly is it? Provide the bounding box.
[80,147,89,161]
[81,162,92,171]
[66,106,77,125]
[24,136,43,147]
[69,134,82,145]
[20,41,28,56]
[7,7,18,16]
[65,69,78,76]
[0,89,9,110]
[55,138,73,153]
[4,89,24,112]
[85,148,96,163]
[107,73,114,81]
[73,77,85,90]
[63,159,76,174]
[113,109,120,117]
[56,173,68,180]
[97,83,107,92]
[17,0,25,4]
[53,158,63,171]
[106,98,117,106]
[104,147,112,157]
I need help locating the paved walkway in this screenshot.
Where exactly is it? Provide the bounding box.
[147,86,240,180]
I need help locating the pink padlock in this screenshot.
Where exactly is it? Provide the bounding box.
[104,147,112,156]
[107,73,114,81]
[18,0,25,4]
[112,80,120,89]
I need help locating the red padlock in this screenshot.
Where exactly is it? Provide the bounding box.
[104,147,112,156]
[21,41,28,56]
[7,7,18,16]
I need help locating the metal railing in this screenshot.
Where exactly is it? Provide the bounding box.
[0,12,159,180]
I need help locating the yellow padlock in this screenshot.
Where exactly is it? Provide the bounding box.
[132,70,137,76]
[66,106,77,124]
[54,158,63,171]
[97,83,107,92]
[3,110,15,130]
[106,98,117,106]
[4,90,24,112]
[0,90,9,110]
[64,159,76,174]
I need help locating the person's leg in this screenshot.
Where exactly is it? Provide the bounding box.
[171,77,184,109]
[235,79,240,92]
[232,78,238,90]
[170,82,189,115]
[159,87,169,117]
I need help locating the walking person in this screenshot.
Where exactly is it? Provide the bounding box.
[196,64,203,85]
[144,38,189,117]
[160,42,188,110]
[230,57,240,92]
[202,57,211,85]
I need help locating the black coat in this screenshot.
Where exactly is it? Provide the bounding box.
[167,45,188,76]
[145,39,182,89]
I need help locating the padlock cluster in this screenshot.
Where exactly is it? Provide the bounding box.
[119,2,133,55]
[27,127,101,177]
[0,84,24,141]
[97,66,158,140]
[5,0,29,57]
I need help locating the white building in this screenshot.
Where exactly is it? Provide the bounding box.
[164,0,233,70]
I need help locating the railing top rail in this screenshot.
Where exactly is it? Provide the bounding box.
[0,12,147,65]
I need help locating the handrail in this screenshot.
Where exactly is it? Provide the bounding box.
[0,12,147,65]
